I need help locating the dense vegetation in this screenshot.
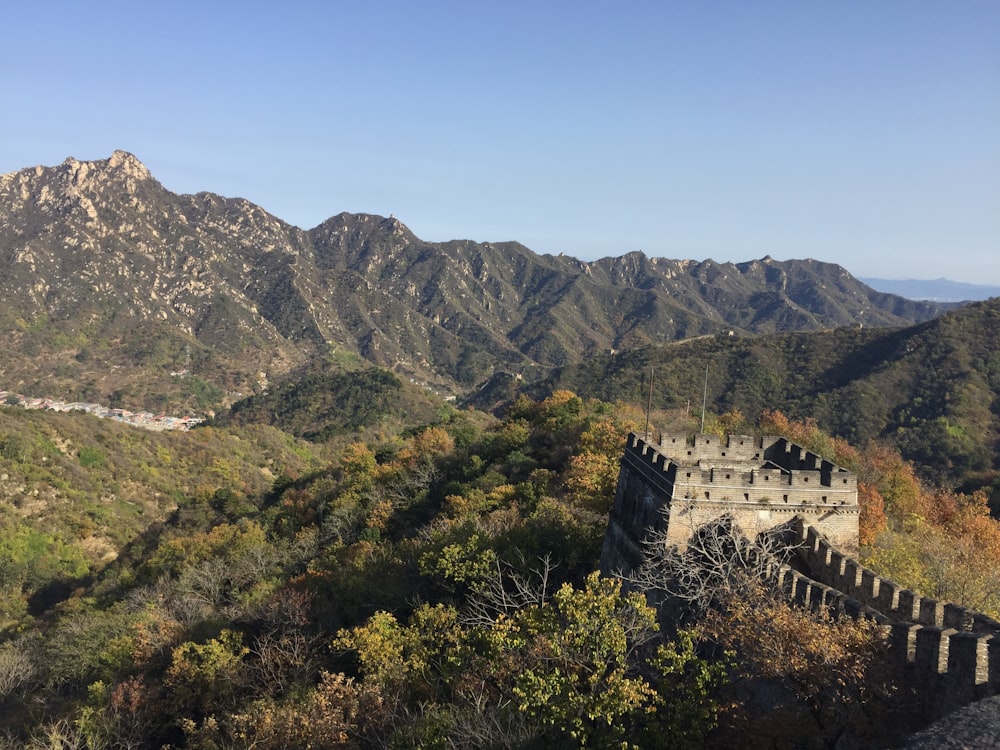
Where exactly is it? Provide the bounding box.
[493,298,1000,503]
[0,408,329,628]
[215,366,447,441]
[2,384,999,748]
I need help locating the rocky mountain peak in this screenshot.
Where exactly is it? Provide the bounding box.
[45,151,154,199]
[106,150,152,180]
[0,151,955,411]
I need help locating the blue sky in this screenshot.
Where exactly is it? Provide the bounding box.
[2,1,998,284]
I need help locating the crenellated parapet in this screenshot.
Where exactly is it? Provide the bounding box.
[600,433,859,570]
[772,562,889,623]
[602,432,1000,722]
[783,517,1000,717]
[786,519,1000,636]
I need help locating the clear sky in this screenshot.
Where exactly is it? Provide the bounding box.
[2,1,998,284]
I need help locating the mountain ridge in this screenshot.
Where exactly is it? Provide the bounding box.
[484,297,1000,494]
[0,151,952,411]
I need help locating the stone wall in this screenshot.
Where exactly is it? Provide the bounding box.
[786,520,1000,635]
[599,435,675,575]
[601,433,1000,721]
[782,518,1000,718]
[659,432,772,465]
[602,433,859,565]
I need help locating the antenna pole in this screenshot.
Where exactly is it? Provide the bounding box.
[700,365,708,433]
[644,367,654,440]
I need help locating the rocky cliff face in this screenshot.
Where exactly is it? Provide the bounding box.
[0,152,949,411]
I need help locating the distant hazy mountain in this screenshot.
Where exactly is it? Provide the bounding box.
[860,277,1000,303]
[0,151,952,411]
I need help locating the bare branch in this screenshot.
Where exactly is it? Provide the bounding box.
[462,554,556,627]
[628,512,801,617]
[0,640,36,698]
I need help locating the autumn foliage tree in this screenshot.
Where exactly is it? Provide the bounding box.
[563,404,642,513]
[699,579,897,749]
[334,571,726,748]
[762,411,1000,619]
[178,671,388,750]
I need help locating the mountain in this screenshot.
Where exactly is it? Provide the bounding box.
[860,277,1000,302]
[0,152,951,411]
[494,298,1000,494]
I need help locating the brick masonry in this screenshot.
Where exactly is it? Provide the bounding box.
[600,432,1000,720]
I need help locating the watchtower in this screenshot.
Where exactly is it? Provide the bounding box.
[600,432,859,576]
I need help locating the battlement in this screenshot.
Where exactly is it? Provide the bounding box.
[779,518,1000,717]
[766,580,1000,711]
[603,432,998,724]
[785,520,1000,636]
[659,432,856,488]
[659,432,771,466]
[601,434,859,566]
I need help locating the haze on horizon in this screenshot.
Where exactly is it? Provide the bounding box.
[2,1,997,286]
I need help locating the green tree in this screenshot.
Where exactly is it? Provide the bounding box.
[486,572,658,747]
[165,629,250,716]
[336,570,726,749]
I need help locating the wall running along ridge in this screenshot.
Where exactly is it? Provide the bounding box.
[781,519,1000,716]
[601,433,1000,720]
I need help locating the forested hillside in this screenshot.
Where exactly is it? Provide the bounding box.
[489,298,1000,501]
[2,390,999,748]
[213,366,449,441]
[0,408,329,625]
[0,152,949,412]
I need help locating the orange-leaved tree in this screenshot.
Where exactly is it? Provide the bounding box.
[700,578,896,748]
[564,404,642,513]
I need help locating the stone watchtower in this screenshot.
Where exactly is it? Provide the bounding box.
[600,432,859,576]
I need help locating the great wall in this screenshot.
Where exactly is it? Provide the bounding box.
[601,432,860,578]
[602,432,1000,722]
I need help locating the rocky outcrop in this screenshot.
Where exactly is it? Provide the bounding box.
[0,152,951,410]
